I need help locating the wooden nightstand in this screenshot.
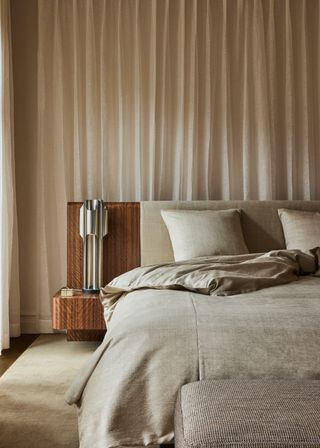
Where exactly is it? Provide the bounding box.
[53,290,106,341]
[58,202,140,341]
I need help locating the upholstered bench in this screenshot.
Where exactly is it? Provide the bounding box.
[174,380,320,448]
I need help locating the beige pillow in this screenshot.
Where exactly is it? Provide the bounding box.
[278,208,320,253]
[161,209,248,261]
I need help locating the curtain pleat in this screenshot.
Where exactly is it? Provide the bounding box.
[36,0,320,203]
[0,0,20,351]
[22,0,320,328]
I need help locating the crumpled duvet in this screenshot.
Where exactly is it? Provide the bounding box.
[101,249,316,322]
[66,250,320,448]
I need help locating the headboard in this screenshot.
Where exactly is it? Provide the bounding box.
[67,200,320,286]
[140,200,320,265]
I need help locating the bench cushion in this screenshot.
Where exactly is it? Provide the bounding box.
[174,380,320,448]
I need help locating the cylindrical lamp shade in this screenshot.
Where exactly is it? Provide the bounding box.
[79,199,108,293]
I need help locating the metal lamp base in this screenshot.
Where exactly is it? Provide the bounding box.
[80,199,108,295]
[82,288,100,294]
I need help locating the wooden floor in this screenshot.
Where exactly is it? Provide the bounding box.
[0,334,39,377]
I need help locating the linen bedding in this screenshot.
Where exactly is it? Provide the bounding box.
[66,250,320,448]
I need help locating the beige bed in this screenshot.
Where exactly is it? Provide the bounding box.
[140,200,320,264]
[66,201,320,448]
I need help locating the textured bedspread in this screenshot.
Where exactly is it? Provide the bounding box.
[66,251,320,448]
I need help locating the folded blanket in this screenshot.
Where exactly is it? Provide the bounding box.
[101,249,316,322]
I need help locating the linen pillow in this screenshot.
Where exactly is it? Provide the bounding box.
[278,208,320,253]
[161,209,249,261]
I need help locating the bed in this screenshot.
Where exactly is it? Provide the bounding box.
[66,200,320,448]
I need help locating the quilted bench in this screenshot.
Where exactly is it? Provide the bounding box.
[174,380,320,448]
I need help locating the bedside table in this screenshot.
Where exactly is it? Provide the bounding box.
[52,290,106,341]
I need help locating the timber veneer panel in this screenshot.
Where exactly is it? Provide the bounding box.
[53,292,106,330]
[53,290,106,341]
[67,202,140,288]
[54,202,140,341]
[66,330,106,342]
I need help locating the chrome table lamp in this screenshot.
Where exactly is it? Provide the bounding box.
[79,199,108,293]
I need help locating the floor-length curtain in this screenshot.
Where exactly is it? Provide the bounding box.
[0,0,20,352]
[37,0,320,203]
[16,0,320,332]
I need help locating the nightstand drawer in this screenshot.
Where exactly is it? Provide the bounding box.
[53,291,106,331]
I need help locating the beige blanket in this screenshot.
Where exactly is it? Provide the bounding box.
[101,250,315,322]
[66,250,320,448]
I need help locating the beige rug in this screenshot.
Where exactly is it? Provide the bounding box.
[0,334,98,448]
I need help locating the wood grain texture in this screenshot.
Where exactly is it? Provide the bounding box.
[67,202,140,288]
[57,202,140,341]
[53,291,106,330]
[67,203,83,289]
[66,330,106,341]
[103,202,141,285]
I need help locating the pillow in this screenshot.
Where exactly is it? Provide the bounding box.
[278,208,320,253]
[161,209,249,261]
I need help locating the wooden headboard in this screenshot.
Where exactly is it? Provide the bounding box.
[67,202,140,288]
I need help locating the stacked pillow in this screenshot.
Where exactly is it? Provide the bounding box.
[161,209,248,261]
[278,208,320,254]
[161,207,320,262]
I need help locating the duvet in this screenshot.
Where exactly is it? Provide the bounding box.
[66,250,320,448]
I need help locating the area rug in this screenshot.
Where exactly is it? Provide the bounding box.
[0,334,99,448]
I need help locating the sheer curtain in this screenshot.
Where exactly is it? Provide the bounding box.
[37,0,320,202]
[0,0,20,352]
[16,0,320,331]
